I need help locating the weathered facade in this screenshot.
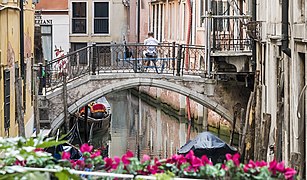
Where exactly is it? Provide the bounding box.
[0,0,35,137]
[130,0,254,130]
[68,0,128,47]
[35,0,70,61]
[254,0,307,177]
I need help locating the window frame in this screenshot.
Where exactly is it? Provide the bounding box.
[92,0,110,35]
[71,1,88,35]
[70,42,88,65]
[40,25,53,62]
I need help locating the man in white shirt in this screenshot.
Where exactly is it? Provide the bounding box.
[143,32,160,73]
[144,32,159,58]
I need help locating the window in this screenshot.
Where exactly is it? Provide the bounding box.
[4,69,10,130]
[72,2,87,34]
[94,2,109,34]
[71,43,88,65]
[41,25,52,61]
[214,1,229,31]
[199,0,207,26]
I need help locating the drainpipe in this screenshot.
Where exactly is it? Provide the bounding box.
[185,0,192,69]
[281,0,291,58]
[20,0,25,78]
[251,0,256,71]
[137,0,141,43]
[185,0,193,141]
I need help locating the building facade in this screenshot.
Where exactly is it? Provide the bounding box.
[35,0,70,61]
[0,0,35,137]
[255,0,307,177]
[68,0,128,48]
[131,0,253,135]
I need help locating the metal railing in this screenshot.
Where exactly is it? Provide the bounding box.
[211,16,252,52]
[39,43,209,93]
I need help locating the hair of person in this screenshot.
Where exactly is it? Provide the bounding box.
[148,32,154,36]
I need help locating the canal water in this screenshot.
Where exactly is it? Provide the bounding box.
[89,89,237,159]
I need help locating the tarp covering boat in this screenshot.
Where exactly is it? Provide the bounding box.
[178,131,238,164]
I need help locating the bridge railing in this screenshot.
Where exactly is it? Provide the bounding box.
[42,43,208,92]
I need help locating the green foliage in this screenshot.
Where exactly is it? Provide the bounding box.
[155,171,175,180]
[0,136,299,179]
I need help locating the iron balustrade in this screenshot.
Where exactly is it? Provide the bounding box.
[40,43,215,93]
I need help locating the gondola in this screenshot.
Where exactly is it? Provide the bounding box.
[77,99,112,136]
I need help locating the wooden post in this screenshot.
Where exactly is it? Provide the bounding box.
[16,77,25,137]
[203,107,208,131]
[239,108,245,148]
[245,90,256,162]
[254,86,262,160]
[230,110,238,146]
[63,74,69,133]
[33,69,40,136]
[260,113,271,161]
[240,92,254,155]
[84,105,88,143]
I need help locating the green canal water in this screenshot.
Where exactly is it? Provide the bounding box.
[87,89,239,159]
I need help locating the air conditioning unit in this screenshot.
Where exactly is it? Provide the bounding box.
[2,0,8,4]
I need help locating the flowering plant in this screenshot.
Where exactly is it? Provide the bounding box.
[59,144,298,180]
[0,139,299,180]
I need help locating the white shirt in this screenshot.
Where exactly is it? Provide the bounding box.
[144,37,159,54]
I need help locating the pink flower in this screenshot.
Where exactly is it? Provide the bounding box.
[141,154,151,163]
[62,152,71,160]
[269,159,277,175]
[221,164,228,170]
[14,160,26,166]
[225,153,240,166]
[154,158,162,166]
[147,164,163,174]
[104,157,113,170]
[185,151,195,161]
[76,159,85,169]
[112,156,121,169]
[191,157,203,168]
[276,161,285,173]
[243,160,256,173]
[167,154,185,164]
[34,148,44,152]
[122,150,134,165]
[201,155,213,166]
[80,143,93,153]
[90,151,101,158]
[284,167,297,180]
[255,160,267,167]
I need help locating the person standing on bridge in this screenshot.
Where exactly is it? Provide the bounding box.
[143,32,159,72]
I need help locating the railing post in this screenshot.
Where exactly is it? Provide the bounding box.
[176,44,182,76]
[38,63,43,95]
[92,43,97,75]
[172,42,176,75]
[133,45,138,73]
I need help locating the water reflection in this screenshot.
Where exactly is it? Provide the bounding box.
[89,89,238,159]
[88,90,201,159]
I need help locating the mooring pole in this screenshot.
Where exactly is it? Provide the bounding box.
[84,105,89,143]
[63,74,68,132]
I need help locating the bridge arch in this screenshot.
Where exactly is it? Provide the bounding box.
[50,77,234,133]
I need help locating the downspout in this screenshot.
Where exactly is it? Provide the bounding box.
[281,0,291,57]
[185,0,193,142]
[137,0,141,42]
[20,0,25,78]
[185,0,192,69]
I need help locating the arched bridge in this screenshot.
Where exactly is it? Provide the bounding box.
[38,43,253,133]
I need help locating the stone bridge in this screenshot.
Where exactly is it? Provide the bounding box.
[40,73,251,133]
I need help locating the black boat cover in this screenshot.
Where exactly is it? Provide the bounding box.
[178,131,238,164]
